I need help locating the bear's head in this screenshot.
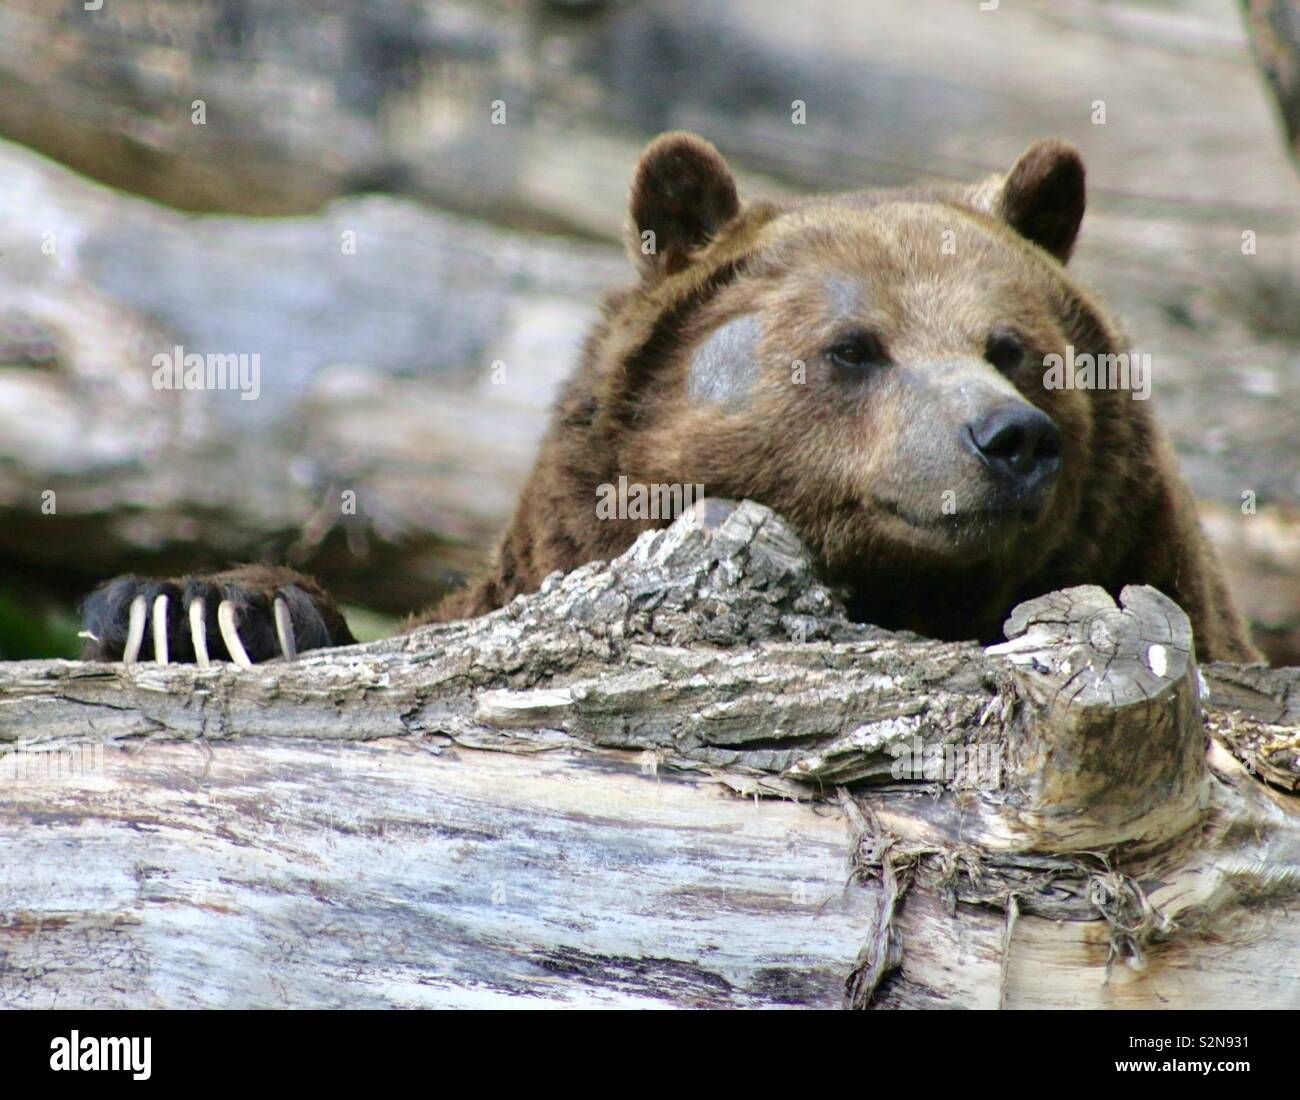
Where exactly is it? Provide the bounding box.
[596,133,1131,640]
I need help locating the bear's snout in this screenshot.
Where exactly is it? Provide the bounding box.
[965,403,1062,507]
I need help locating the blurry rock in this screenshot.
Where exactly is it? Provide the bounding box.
[0,136,624,612]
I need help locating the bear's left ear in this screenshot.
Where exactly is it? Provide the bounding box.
[994,140,1086,263]
[628,132,741,278]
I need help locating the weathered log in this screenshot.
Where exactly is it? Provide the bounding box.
[1,500,1297,1008]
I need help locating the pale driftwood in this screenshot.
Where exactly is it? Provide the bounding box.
[1,500,1297,1009]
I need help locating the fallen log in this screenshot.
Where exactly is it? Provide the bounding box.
[3,0,1300,662]
[0,500,1296,1009]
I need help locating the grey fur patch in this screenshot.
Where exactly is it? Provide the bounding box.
[823,275,863,318]
[687,314,762,408]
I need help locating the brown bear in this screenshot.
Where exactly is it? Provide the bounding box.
[82,133,1260,666]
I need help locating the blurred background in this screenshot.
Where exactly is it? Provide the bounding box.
[0,0,1296,662]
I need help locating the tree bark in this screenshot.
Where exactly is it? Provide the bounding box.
[2,500,1297,1008]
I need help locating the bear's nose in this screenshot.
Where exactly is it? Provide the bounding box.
[967,403,1062,493]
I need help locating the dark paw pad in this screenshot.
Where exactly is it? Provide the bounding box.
[80,568,354,666]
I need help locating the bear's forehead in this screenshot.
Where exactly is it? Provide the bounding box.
[741,203,1057,311]
[761,203,1012,265]
[676,200,1069,395]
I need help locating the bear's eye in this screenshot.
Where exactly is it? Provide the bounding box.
[985,328,1027,374]
[827,331,887,372]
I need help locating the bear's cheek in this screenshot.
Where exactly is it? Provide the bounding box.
[753,382,979,538]
[856,380,981,504]
[685,314,764,411]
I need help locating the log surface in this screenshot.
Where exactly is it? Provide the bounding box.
[2,501,1298,1009]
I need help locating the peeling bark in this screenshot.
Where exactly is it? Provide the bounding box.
[1,500,1298,1008]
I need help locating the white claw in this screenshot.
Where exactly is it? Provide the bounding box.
[123,595,147,665]
[217,599,254,669]
[152,594,170,665]
[273,596,297,660]
[189,597,211,668]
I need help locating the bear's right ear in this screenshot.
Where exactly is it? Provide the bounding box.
[627,132,741,278]
[993,140,1087,264]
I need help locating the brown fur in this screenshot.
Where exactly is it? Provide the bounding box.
[421,133,1259,663]
[86,135,1256,665]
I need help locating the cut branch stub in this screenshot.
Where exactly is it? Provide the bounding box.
[990,584,1207,851]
